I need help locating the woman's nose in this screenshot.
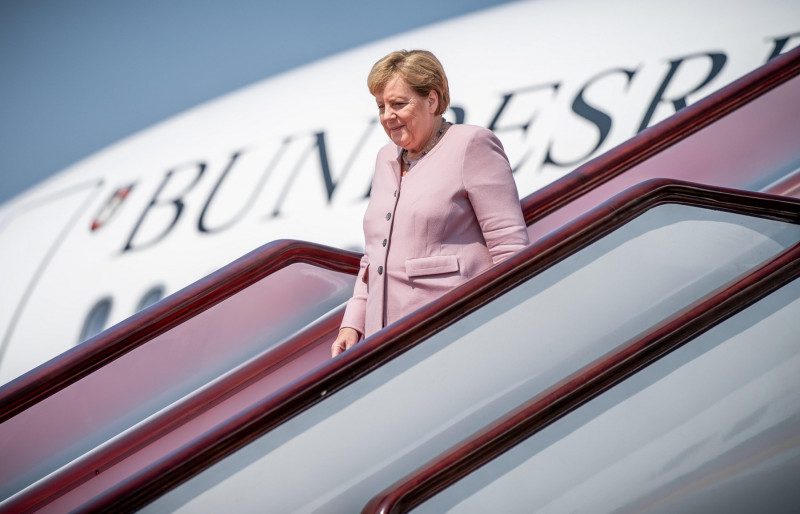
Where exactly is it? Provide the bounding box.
[382,108,396,122]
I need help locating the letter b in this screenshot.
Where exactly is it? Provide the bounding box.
[122,163,205,252]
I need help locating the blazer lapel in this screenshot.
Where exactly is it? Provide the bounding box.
[387,147,402,186]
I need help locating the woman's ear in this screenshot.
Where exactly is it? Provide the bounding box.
[427,90,438,114]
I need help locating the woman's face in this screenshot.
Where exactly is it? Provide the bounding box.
[375,76,438,153]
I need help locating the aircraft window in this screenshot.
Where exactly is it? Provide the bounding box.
[136,285,165,312]
[77,297,112,344]
[145,204,800,513]
[414,278,800,513]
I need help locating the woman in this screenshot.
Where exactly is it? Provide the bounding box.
[331,49,529,357]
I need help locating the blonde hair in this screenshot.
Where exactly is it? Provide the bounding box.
[367,50,450,116]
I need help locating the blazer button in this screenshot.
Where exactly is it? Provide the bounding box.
[386,212,391,221]
[394,190,397,197]
[377,266,383,275]
[382,238,387,247]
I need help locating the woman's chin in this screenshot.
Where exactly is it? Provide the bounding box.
[390,134,406,146]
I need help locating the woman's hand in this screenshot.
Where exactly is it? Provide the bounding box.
[331,327,360,357]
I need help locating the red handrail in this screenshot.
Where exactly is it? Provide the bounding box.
[73,180,800,513]
[363,237,800,514]
[0,240,360,423]
[520,45,800,225]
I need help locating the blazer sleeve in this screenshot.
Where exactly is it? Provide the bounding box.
[340,253,368,336]
[462,128,530,264]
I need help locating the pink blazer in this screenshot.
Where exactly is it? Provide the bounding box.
[341,124,530,337]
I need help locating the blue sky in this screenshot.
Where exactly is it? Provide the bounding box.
[0,0,514,205]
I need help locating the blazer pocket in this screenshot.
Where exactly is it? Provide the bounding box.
[406,255,460,277]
